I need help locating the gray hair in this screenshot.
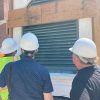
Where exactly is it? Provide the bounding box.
[79,56,96,65]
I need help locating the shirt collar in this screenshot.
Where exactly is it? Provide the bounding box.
[78,65,94,72]
[21,55,33,61]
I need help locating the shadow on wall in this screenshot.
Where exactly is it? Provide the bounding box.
[53,96,69,100]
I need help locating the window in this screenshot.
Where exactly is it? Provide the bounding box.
[28,0,56,7]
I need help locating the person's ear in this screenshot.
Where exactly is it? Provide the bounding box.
[73,54,80,64]
[35,49,38,53]
[21,49,24,53]
[75,56,80,63]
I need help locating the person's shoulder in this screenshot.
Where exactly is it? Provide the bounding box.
[12,58,23,64]
[37,63,49,73]
[34,61,49,75]
[2,62,13,72]
[94,64,100,70]
[5,62,13,67]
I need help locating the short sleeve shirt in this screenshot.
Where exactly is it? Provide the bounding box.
[0,56,53,100]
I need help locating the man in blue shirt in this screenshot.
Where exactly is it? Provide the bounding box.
[0,33,53,100]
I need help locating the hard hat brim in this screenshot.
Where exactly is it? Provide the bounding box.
[0,45,19,54]
[69,48,73,52]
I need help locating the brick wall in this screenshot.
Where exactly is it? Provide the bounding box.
[0,24,8,47]
[0,0,4,20]
[8,0,100,64]
[8,0,100,27]
[0,0,9,46]
[4,0,9,19]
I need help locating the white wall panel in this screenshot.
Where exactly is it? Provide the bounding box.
[13,0,31,9]
[79,18,92,39]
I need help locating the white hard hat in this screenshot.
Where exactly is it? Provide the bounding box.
[20,32,39,51]
[69,38,97,58]
[0,38,19,54]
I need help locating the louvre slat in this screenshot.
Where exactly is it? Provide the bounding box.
[30,27,77,32]
[24,21,76,29]
[25,29,77,33]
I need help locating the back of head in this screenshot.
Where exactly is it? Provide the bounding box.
[20,32,39,57]
[20,32,39,51]
[0,38,18,55]
[69,38,97,64]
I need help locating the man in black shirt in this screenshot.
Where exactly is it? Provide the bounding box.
[69,38,100,100]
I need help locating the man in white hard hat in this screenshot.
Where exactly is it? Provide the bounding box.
[0,38,19,100]
[0,38,19,56]
[69,38,100,100]
[0,33,53,100]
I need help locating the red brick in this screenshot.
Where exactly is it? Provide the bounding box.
[0,0,4,20]
[0,24,8,46]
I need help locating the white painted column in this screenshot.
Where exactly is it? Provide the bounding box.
[13,27,22,43]
[13,0,31,9]
[13,27,22,56]
[79,18,93,39]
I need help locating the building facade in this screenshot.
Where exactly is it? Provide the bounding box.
[0,0,9,46]
[7,0,100,99]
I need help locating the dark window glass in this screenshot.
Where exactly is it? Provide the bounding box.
[28,0,56,7]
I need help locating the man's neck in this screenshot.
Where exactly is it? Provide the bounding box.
[77,64,92,70]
